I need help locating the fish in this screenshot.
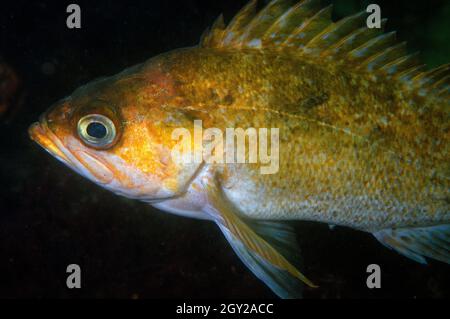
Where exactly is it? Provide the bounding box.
[29,0,449,298]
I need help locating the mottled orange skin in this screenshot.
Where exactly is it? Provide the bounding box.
[31,47,449,231]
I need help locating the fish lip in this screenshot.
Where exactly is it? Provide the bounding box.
[30,113,117,186]
[28,118,73,167]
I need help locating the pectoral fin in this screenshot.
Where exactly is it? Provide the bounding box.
[203,177,317,298]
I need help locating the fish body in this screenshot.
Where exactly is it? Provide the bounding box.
[29,0,449,298]
[144,47,449,231]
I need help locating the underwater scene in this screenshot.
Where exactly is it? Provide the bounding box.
[0,0,449,300]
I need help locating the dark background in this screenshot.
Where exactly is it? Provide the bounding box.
[0,0,449,298]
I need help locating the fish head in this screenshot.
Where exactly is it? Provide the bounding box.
[29,59,203,203]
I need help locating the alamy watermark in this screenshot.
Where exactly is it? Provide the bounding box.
[66,264,81,289]
[366,4,382,29]
[366,264,381,289]
[171,120,280,175]
[66,4,81,29]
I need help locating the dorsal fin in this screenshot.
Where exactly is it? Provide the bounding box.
[199,0,450,99]
[304,11,367,53]
[262,0,322,46]
[237,0,294,48]
[411,63,450,97]
[283,5,333,49]
[200,14,226,48]
[221,0,259,46]
[326,19,387,55]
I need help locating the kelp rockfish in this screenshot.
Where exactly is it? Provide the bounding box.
[29,0,449,298]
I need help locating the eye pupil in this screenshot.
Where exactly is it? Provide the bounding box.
[86,122,107,139]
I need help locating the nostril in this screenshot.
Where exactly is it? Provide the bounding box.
[44,100,72,124]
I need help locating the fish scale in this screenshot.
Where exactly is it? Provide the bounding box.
[162,48,447,227]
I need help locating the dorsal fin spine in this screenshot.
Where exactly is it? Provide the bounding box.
[283,5,333,48]
[349,31,397,61]
[413,64,450,85]
[238,0,293,47]
[362,42,407,71]
[431,74,450,91]
[380,53,420,75]
[326,19,387,57]
[306,11,367,51]
[262,0,321,45]
[201,14,225,48]
[221,0,258,46]
[397,65,427,82]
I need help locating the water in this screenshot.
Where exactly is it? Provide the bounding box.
[0,0,448,298]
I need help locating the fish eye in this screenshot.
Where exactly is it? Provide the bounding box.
[77,114,116,148]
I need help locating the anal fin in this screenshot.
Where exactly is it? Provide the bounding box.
[373,224,450,264]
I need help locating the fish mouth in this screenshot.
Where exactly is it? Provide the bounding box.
[29,116,115,185]
[28,118,72,167]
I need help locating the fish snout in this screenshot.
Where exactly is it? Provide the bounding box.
[28,121,43,143]
[28,120,72,167]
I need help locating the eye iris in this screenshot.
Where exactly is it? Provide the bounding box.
[77,114,117,148]
[86,122,107,139]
